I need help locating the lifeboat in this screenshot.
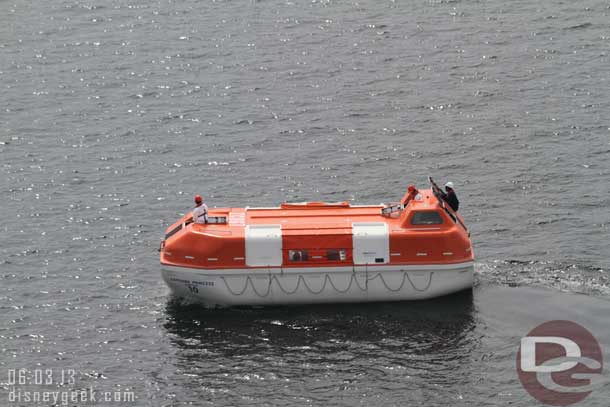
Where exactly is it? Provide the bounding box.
[159,179,474,307]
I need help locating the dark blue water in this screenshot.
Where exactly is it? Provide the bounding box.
[1,0,609,405]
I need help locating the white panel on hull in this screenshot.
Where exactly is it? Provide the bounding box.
[352,222,390,265]
[245,224,282,267]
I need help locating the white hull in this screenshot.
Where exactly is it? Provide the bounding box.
[160,262,474,307]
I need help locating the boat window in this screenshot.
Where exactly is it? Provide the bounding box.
[410,211,443,225]
[289,250,309,261]
[326,249,347,261]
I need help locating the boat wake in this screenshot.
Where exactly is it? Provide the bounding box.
[475,260,610,298]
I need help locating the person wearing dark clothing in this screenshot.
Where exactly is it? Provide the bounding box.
[441,181,459,212]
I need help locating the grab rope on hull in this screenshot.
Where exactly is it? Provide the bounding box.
[219,270,435,298]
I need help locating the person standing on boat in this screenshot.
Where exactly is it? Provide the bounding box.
[192,195,208,224]
[440,182,459,212]
[401,185,418,206]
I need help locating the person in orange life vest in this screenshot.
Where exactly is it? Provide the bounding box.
[192,195,208,224]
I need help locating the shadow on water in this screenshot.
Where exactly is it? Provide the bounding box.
[163,289,477,358]
[158,290,483,404]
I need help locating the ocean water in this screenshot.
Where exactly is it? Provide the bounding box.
[1,0,609,405]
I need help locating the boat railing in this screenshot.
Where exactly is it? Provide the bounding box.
[165,223,184,240]
[429,177,468,233]
[381,203,403,216]
[184,216,227,226]
[280,201,351,209]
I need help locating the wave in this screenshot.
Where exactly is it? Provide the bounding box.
[565,22,593,30]
[476,260,609,297]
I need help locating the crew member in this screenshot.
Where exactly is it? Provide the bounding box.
[441,182,459,212]
[401,185,418,206]
[192,195,208,224]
